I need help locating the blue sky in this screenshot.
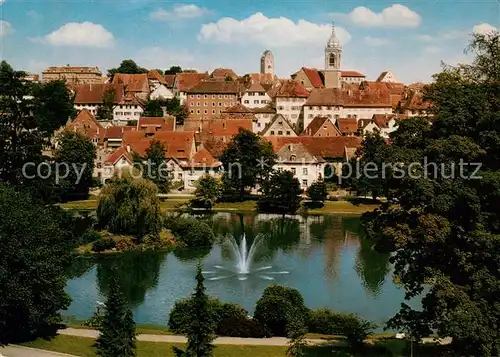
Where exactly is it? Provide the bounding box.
[0,0,498,83]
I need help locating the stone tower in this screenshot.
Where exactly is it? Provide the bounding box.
[324,23,342,89]
[260,50,274,76]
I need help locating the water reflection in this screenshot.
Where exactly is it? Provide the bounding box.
[96,252,166,306]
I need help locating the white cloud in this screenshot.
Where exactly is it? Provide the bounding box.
[199,12,351,48]
[332,4,421,28]
[134,47,194,68]
[32,22,115,48]
[473,23,498,36]
[0,21,12,37]
[364,36,393,47]
[150,4,211,21]
[423,46,442,55]
[0,0,5,4]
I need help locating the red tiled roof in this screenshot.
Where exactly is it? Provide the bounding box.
[336,118,358,135]
[301,116,341,136]
[138,117,165,127]
[119,92,143,106]
[372,114,395,128]
[112,73,149,93]
[246,81,267,92]
[265,136,362,159]
[104,147,132,165]
[275,80,310,98]
[341,71,365,78]
[305,85,391,107]
[187,81,241,94]
[186,147,221,168]
[164,74,176,88]
[376,71,389,82]
[407,90,431,110]
[66,109,103,139]
[123,131,195,159]
[105,126,135,139]
[147,70,167,85]
[252,106,276,114]
[74,83,124,104]
[222,103,253,114]
[302,67,324,89]
[175,72,209,92]
[211,68,238,80]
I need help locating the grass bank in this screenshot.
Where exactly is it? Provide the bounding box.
[61,199,378,215]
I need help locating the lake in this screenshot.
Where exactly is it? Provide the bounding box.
[65,213,413,329]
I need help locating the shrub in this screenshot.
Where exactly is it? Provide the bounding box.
[91,237,116,252]
[79,229,101,244]
[115,237,136,251]
[165,216,215,248]
[343,316,376,349]
[307,180,328,207]
[216,303,270,338]
[253,285,308,336]
[168,299,269,338]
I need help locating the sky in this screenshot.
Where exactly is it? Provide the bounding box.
[0,0,499,83]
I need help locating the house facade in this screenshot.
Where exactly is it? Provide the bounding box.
[241,82,272,108]
[42,66,104,84]
[274,80,310,130]
[186,81,241,120]
[261,114,298,137]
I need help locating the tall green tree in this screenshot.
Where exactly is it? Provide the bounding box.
[0,61,74,202]
[220,128,277,201]
[107,59,148,77]
[173,264,216,357]
[165,66,182,75]
[362,32,500,356]
[192,175,222,209]
[96,88,116,121]
[143,140,170,193]
[165,97,188,124]
[97,173,162,237]
[55,130,96,201]
[94,277,136,357]
[306,180,328,208]
[0,184,72,345]
[286,315,308,357]
[143,99,164,117]
[258,171,301,215]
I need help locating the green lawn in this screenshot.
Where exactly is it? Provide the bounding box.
[61,199,377,215]
[21,334,448,357]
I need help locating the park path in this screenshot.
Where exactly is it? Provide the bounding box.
[58,328,326,346]
[58,328,452,346]
[0,345,78,357]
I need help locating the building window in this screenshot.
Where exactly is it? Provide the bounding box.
[257,122,261,127]
[254,100,259,104]
[204,110,208,114]
[244,100,249,104]
[308,114,313,118]
[197,102,200,106]
[278,130,283,135]
[204,95,208,99]
[197,95,200,99]
[286,131,291,135]
[290,155,296,161]
[197,110,200,114]
[270,130,275,135]
[302,179,308,187]
[218,95,222,99]
[212,110,215,114]
[224,95,228,99]
[190,109,194,114]
[302,168,308,175]
[178,173,183,179]
[218,103,222,107]
[291,168,296,175]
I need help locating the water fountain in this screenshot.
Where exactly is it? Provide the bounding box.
[203,234,289,281]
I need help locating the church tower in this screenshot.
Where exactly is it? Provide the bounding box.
[260,50,274,76]
[324,23,342,89]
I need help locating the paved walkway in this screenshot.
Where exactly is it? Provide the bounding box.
[58,328,326,346]
[0,345,78,357]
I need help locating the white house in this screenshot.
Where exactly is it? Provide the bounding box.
[241,82,272,108]
[273,81,310,130]
[112,93,144,125]
[260,114,298,137]
[376,70,401,84]
[251,107,276,134]
[273,142,325,189]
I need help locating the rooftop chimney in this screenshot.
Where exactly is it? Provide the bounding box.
[126,144,131,153]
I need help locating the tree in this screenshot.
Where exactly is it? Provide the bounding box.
[191,175,222,209]
[220,128,277,201]
[94,277,136,357]
[286,315,308,357]
[96,87,116,121]
[165,97,188,124]
[253,285,308,337]
[153,69,164,75]
[362,33,500,356]
[0,184,72,345]
[107,59,148,77]
[143,99,164,117]
[143,140,170,193]
[55,130,96,201]
[173,264,216,357]
[0,61,75,202]
[258,171,301,215]
[306,180,328,208]
[165,66,182,75]
[97,173,162,237]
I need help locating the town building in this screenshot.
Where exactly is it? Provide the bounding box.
[324,24,342,89]
[42,66,104,84]
[112,92,144,125]
[376,70,401,84]
[301,116,341,137]
[260,50,274,76]
[73,83,124,119]
[210,68,239,81]
[336,118,359,136]
[173,72,210,103]
[261,114,298,137]
[341,71,366,85]
[274,80,310,129]
[186,81,241,120]
[148,70,174,100]
[372,114,399,138]
[241,81,272,108]
[111,73,150,101]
